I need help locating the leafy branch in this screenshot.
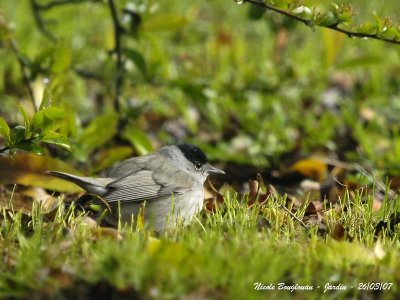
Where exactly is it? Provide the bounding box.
[0,90,71,155]
[33,0,100,10]
[29,0,127,112]
[241,0,400,45]
[30,0,101,42]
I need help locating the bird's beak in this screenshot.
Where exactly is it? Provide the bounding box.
[205,162,225,175]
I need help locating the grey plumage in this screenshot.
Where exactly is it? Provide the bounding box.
[46,144,224,232]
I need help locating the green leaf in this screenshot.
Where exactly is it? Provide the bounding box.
[43,107,64,120]
[39,87,53,110]
[32,107,65,132]
[17,104,30,129]
[11,125,27,145]
[317,11,339,27]
[74,112,118,161]
[51,42,72,73]
[41,132,71,151]
[142,14,187,32]
[380,27,400,40]
[358,23,377,35]
[124,49,147,77]
[373,13,383,32]
[17,142,44,155]
[338,56,382,69]
[0,117,10,141]
[123,128,152,155]
[32,110,43,130]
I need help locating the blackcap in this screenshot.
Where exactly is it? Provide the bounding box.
[46,143,225,232]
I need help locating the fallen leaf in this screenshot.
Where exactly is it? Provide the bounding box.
[0,185,58,215]
[204,198,217,213]
[287,158,328,182]
[331,223,345,240]
[389,175,400,190]
[80,216,98,228]
[0,152,83,193]
[247,174,269,207]
[92,227,123,241]
[49,268,73,289]
[204,178,225,212]
[305,201,324,214]
[286,195,303,209]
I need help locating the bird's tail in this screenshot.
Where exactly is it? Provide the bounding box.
[45,171,110,196]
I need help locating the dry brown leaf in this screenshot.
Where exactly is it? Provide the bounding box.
[331,223,345,240]
[247,174,270,207]
[303,214,323,227]
[0,185,58,215]
[78,216,98,228]
[286,194,303,209]
[205,178,224,203]
[0,152,83,193]
[92,227,123,241]
[204,198,217,213]
[389,176,400,190]
[305,201,324,214]
[49,268,74,288]
[248,179,260,205]
[204,178,225,213]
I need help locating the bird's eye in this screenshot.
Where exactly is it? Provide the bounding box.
[194,161,202,170]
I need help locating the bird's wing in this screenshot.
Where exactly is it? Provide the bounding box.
[105,164,195,203]
[105,154,157,178]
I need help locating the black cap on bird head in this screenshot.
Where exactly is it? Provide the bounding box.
[177,143,208,166]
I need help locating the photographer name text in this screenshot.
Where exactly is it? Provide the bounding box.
[253,282,393,293]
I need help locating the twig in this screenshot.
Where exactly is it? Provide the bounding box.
[73,68,104,81]
[108,0,124,113]
[321,158,395,198]
[255,173,264,199]
[243,0,400,45]
[207,177,220,194]
[34,0,100,10]
[279,204,307,228]
[10,40,37,112]
[30,0,101,42]
[30,0,58,42]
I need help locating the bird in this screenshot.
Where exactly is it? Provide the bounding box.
[46,143,225,232]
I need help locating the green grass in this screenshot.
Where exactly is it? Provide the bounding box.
[0,190,399,299]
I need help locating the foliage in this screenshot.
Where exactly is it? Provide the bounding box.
[242,0,400,44]
[0,0,400,171]
[0,190,399,299]
[0,89,70,155]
